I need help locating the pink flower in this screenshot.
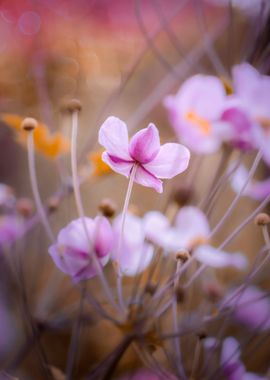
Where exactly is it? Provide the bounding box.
[0,184,15,209]
[98,117,190,193]
[48,216,115,282]
[112,213,154,276]
[144,207,247,270]
[221,286,270,331]
[230,162,270,201]
[164,75,227,154]
[232,63,270,165]
[0,215,24,249]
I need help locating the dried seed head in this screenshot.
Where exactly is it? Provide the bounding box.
[254,213,270,226]
[47,196,61,213]
[16,198,34,217]
[98,198,117,218]
[60,98,82,113]
[21,117,38,132]
[176,249,190,263]
[173,185,193,206]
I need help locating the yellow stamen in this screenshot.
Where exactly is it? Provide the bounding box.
[185,111,211,135]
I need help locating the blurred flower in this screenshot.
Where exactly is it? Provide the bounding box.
[88,150,112,177]
[144,206,247,270]
[112,212,154,276]
[231,64,270,165]
[1,113,70,159]
[0,184,15,209]
[119,369,176,380]
[206,0,270,18]
[221,286,270,331]
[164,75,227,154]
[48,216,114,282]
[98,116,190,193]
[230,162,270,201]
[0,215,23,249]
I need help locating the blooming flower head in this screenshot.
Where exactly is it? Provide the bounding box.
[231,64,270,164]
[98,116,190,193]
[164,75,227,154]
[221,286,270,331]
[144,206,247,270]
[48,216,115,282]
[112,212,154,276]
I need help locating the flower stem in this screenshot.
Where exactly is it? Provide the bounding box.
[26,131,55,243]
[70,110,119,312]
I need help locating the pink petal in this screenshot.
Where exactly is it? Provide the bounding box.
[221,337,241,365]
[194,245,247,270]
[102,152,134,177]
[98,116,131,160]
[143,143,190,179]
[129,123,160,164]
[134,165,163,193]
[93,216,115,258]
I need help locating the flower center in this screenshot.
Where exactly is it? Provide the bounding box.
[185,111,211,135]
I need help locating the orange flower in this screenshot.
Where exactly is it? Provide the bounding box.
[1,113,70,159]
[88,150,112,177]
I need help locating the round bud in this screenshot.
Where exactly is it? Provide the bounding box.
[21,117,38,132]
[16,198,34,217]
[47,196,60,213]
[98,198,117,218]
[176,249,190,263]
[60,98,82,113]
[254,213,270,226]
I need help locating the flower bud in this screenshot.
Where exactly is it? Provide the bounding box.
[98,198,117,218]
[254,213,270,226]
[21,117,38,131]
[60,98,82,113]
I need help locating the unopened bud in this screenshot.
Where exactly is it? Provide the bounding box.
[47,196,61,213]
[98,198,117,218]
[60,98,82,113]
[21,117,38,132]
[173,185,193,206]
[176,249,190,263]
[16,198,34,217]
[254,213,270,226]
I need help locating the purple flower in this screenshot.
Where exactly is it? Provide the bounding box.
[48,216,115,282]
[164,75,227,154]
[112,213,154,276]
[144,207,248,270]
[221,286,270,331]
[230,162,270,201]
[232,63,270,165]
[0,215,23,249]
[98,116,190,193]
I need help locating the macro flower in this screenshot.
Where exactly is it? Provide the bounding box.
[231,64,270,165]
[48,216,115,282]
[164,75,227,154]
[144,206,247,270]
[221,286,270,331]
[230,163,270,201]
[112,213,154,276]
[98,116,190,193]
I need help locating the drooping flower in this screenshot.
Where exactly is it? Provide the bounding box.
[231,64,270,165]
[221,286,270,331]
[98,116,190,193]
[48,216,115,282]
[230,162,270,201]
[144,206,248,270]
[112,213,154,276]
[164,75,227,154]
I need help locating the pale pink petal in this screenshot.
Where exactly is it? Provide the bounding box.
[134,166,163,193]
[195,245,248,270]
[93,216,115,258]
[175,206,210,247]
[102,152,134,178]
[221,337,240,366]
[129,123,160,164]
[98,116,131,160]
[143,143,190,179]
[143,211,170,245]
